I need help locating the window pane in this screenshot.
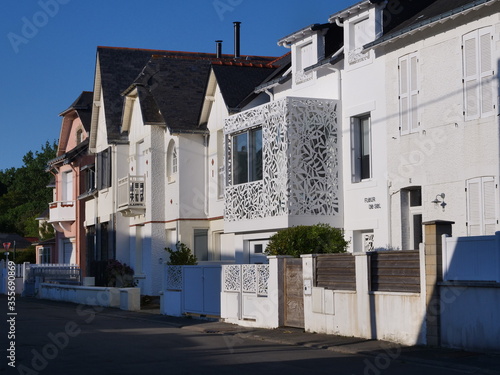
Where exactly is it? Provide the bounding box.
[250,128,263,182]
[360,117,370,180]
[233,133,248,184]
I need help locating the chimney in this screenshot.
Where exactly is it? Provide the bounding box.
[233,21,241,59]
[215,40,223,58]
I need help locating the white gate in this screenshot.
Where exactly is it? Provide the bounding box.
[182,265,221,316]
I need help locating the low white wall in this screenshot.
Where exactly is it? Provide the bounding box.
[440,283,500,352]
[38,283,140,311]
[160,290,182,317]
[302,252,426,346]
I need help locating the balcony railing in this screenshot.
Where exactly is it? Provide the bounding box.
[117,175,145,216]
[48,201,76,222]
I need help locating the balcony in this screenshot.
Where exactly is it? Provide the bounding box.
[117,175,146,217]
[48,201,76,232]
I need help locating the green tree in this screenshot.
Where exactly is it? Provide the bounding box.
[165,242,198,265]
[265,223,349,258]
[0,141,57,236]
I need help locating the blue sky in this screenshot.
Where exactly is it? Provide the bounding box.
[0,0,354,171]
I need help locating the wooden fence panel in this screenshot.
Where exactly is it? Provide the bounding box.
[369,251,420,293]
[315,253,356,291]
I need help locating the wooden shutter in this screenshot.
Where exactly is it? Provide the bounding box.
[409,54,419,132]
[463,31,480,120]
[483,177,496,235]
[479,28,494,118]
[399,56,410,135]
[467,177,497,235]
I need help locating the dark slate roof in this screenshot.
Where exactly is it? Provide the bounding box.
[366,0,495,48]
[211,62,278,110]
[60,91,94,132]
[0,233,34,250]
[97,46,277,140]
[46,138,89,169]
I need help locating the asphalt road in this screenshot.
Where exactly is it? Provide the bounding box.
[0,296,489,375]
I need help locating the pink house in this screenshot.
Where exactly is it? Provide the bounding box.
[45,92,94,276]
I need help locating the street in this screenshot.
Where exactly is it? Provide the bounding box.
[0,296,493,375]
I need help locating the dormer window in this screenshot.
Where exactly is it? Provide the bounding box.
[348,16,371,65]
[76,129,83,145]
[295,41,315,85]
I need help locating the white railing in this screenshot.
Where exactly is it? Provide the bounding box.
[48,200,76,222]
[223,264,269,296]
[118,175,145,208]
[442,232,500,282]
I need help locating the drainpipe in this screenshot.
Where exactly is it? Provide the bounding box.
[204,134,209,217]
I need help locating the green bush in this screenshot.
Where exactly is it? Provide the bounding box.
[265,224,348,258]
[165,242,197,265]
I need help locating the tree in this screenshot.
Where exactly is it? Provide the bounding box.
[0,141,57,236]
[265,224,349,258]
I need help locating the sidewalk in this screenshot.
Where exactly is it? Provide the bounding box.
[114,306,500,375]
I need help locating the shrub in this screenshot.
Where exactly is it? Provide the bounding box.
[265,223,348,258]
[165,242,197,265]
[106,259,136,287]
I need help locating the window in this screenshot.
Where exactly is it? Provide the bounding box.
[97,147,112,190]
[463,27,495,120]
[167,140,177,183]
[351,115,371,182]
[399,53,419,134]
[62,171,73,201]
[194,229,209,262]
[348,17,371,65]
[82,165,95,194]
[76,129,83,145]
[217,130,224,199]
[39,247,51,264]
[232,127,262,185]
[466,177,497,236]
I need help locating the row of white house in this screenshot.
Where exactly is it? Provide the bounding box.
[45,0,500,296]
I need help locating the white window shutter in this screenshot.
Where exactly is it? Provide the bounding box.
[482,177,496,235]
[463,32,480,121]
[479,28,494,118]
[409,54,419,132]
[399,56,410,135]
[467,178,481,236]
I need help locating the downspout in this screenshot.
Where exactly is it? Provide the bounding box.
[204,134,209,217]
[264,89,274,101]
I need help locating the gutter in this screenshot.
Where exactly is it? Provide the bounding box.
[364,0,495,50]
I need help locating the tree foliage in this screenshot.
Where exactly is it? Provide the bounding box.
[0,141,57,237]
[265,224,349,258]
[165,242,198,265]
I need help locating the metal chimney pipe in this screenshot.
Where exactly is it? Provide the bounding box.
[233,21,241,59]
[215,40,223,58]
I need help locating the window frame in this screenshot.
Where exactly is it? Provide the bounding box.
[167,140,177,183]
[399,52,419,135]
[231,126,263,185]
[462,27,495,121]
[351,114,372,183]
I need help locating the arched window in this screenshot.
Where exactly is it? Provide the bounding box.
[76,129,83,145]
[167,140,177,183]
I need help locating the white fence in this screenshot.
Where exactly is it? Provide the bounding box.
[442,232,500,282]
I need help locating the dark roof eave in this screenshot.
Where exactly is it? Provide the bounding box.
[169,128,209,135]
[254,74,291,93]
[305,52,344,72]
[364,0,495,50]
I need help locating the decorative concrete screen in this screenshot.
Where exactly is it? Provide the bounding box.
[225,97,340,223]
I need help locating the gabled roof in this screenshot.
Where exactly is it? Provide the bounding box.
[211,62,278,110]
[365,0,496,49]
[0,233,34,249]
[93,46,277,142]
[59,91,93,133]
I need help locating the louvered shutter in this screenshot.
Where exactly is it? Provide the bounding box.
[466,178,481,235]
[463,32,480,120]
[482,177,496,235]
[399,56,410,135]
[409,54,419,132]
[479,28,494,117]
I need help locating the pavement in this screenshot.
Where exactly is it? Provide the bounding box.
[109,303,500,375]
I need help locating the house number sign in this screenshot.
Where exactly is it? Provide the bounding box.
[364,197,381,210]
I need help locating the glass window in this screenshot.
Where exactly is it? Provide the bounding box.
[351,115,371,182]
[232,127,262,185]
